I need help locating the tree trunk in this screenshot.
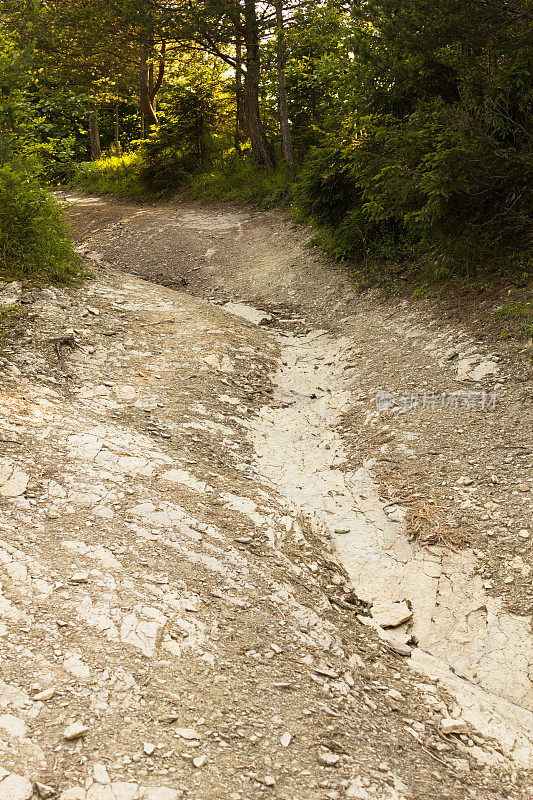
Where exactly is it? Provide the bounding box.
[114,93,120,157]
[88,100,101,160]
[234,31,243,154]
[243,0,275,168]
[199,113,208,165]
[140,40,158,133]
[275,0,294,172]
[148,60,154,106]
[150,41,166,112]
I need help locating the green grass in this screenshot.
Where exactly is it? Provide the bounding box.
[185,155,292,209]
[74,150,293,208]
[74,152,148,199]
[493,301,533,339]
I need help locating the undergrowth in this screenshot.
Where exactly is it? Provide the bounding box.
[0,165,80,283]
[74,152,148,199]
[74,151,292,208]
[185,156,292,208]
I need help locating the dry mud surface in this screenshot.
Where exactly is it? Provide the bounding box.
[0,193,531,799]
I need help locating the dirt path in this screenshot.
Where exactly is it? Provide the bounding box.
[0,193,530,799]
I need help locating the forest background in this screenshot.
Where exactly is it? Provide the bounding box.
[0,0,531,290]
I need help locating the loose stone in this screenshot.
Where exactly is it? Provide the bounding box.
[63,721,89,740]
[440,718,468,735]
[318,751,340,767]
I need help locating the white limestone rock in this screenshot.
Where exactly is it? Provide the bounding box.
[371,600,413,628]
[0,774,33,800]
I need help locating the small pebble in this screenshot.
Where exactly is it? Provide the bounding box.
[33,687,55,702]
[440,718,468,735]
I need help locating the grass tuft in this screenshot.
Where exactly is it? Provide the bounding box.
[493,301,533,339]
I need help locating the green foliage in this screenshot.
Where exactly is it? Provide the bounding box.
[0,165,79,282]
[30,91,90,181]
[294,0,533,283]
[140,84,218,191]
[0,29,35,167]
[0,28,79,284]
[282,3,356,155]
[139,56,233,192]
[74,152,146,198]
[187,154,291,208]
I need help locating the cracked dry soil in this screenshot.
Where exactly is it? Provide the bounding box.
[0,192,530,800]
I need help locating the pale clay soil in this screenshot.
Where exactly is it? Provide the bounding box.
[0,193,531,800]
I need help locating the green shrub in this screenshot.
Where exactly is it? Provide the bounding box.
[0,165,79,282]
[296,88,532,282]
[294,143,361,229]
[139,85,218,192]
[293,0,532,284]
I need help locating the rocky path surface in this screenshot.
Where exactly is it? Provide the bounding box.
[0,194,531,799]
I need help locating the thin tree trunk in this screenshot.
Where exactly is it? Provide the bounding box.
[88,100,101,160]
[148,60,154,106]
[115,92,120,157]
[150,41,166,112]
[140,40,158,132]
[243,0,275,168]
[234,31,243,154]
[199,113,207,165]
[275,0,294,172]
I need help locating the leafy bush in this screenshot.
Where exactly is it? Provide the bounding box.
[0,30,79,283]
[0,165,79,282]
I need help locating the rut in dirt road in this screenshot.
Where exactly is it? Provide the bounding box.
[0,193,530,800]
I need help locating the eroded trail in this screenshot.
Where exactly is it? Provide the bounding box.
[0,194,530,800]
[249,329,532,763]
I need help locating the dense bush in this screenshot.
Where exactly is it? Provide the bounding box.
[139,83,219,192]
[0,165,79,281]
[295,0,533,280]
[0,30,78,283]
